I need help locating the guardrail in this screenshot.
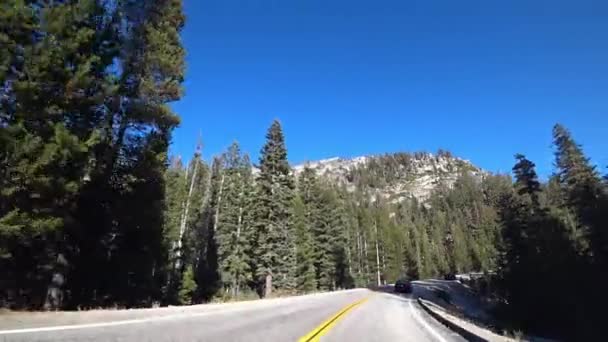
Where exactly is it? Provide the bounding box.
[416,298,489,342]
[455,272,489,281]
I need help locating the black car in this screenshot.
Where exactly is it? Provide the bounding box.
[394,278,413,293]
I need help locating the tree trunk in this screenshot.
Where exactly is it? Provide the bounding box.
[44,253,68,310]
[212,174,225,232]
[44,274,64,310]
[103,96,121,168]
[175,159,200,270]
[415,235,422,276]
[381,246,386,284]
[356,230,362,276]
[233,198,243,298]
[363,235,369,281]
[179,160,199,243]
[347,231,353,275]
[236,199,243,241]
[374,220,381,286]
[264,273,272,298]
[104,111,128,182]
[200,167,213,211]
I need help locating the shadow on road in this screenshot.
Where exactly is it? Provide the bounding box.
[410,280,491,322]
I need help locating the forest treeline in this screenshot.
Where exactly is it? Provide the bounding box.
[1,1,607,340]
[1,0,186,309]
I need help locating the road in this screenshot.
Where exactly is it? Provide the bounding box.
[0,285,466,342]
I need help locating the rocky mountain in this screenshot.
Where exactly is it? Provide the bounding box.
[293,151,484,203]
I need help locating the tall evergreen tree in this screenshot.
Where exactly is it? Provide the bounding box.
[178,266,196,305]
[497,155,542,314]
[553,124,607,262]
[0,0,118,309]
[314,187,341,289]
[215,142,254,297]
[67,0,185,308]
[252,120,296,296]
[162,156,188,301]
[161,143,209,304]
[551,125,607,338]
[294,167,322,291]
[397,203,421,280]
[293,195,317,292]
[193,157,223,302]
[1,0,186,309]
[496,152,588,338]
[356,203,375,284]
[332,188,355,289]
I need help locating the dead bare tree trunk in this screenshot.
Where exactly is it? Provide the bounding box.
[347,232,353,275]
[363,234,369,281]
[381,246,387,285]
[356,230,362,277]
[193,170,213,268]
[374,219,381,286]
[175,159,200,270]
[212,174,225,232]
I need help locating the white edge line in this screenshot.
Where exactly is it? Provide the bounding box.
[409,300,449,342]
[0,308,239,335]
[0,317,156,335]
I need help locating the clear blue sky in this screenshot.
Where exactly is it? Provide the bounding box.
[171,0,608,177]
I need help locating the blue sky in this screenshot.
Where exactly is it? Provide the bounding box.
[171,0,608,177]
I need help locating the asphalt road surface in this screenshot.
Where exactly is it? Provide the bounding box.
[0,286,466,342]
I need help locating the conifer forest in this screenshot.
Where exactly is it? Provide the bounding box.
[1,1,607,339]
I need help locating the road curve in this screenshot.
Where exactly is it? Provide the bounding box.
[1,287,465,342]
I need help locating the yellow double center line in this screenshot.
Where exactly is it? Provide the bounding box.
[297,296,371,342]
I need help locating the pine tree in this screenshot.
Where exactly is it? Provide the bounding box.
[381,218,404,283]
[164,156,188,245]
[419,225,435,279]
[429,211,449,275]
[315,188,341,290]
[345,192,367,286]
[371,202,392,286]
[356,203,375,284]
[193,157,223,302]
[0,0,185,309]
[513,154,541,200]
[293,195,317,292]
[48,0,186,309]
[178,266,196,305]
[252,120,296,296]
[161,156,187,301]
[162,145,209,304]
[0,0,116,309]
[175,141,207,271]
[551,124,607,338]
[398,204,420,280]
[553,124,607,262]
[215,142,254,297]
[332,188,355,289]
[498,154,543,296]
[449,219,470,274]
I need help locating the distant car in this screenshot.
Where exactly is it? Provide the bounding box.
[394,278,413,293]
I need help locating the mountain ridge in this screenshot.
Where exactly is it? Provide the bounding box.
[291,151,485,203]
